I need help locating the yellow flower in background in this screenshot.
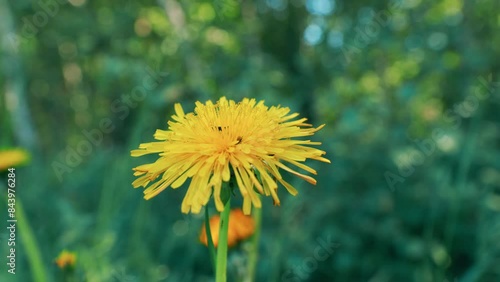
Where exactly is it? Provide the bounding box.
[54,250,76,269]
[0,148,30,171]
[199,208,255,248]
[131,97,330,214]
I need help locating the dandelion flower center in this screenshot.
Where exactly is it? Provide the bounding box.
[131,97,330,214]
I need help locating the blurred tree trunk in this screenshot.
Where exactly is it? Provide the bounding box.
[0,1,37,151]
[260,5,316,122]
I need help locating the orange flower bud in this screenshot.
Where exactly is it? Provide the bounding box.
[199,208,255,248]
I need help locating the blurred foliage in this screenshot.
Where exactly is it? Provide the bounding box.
[1,0,499,281]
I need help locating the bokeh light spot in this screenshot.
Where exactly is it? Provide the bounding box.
[304,24,323,45]
[306,0,335,16]
[327,30,343,48]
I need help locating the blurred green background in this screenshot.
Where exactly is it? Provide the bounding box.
[1,0,499,281]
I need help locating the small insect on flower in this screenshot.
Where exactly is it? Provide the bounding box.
[131,97,330,215]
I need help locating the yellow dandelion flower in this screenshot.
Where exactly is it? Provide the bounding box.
[54,250,76,269]
[0,148,30,171]
[131,97,330,214]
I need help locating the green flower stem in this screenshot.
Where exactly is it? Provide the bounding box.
[16,199,48,282]
[205,205,217,272]
[216,197,231,282]
[247,205,262,282]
